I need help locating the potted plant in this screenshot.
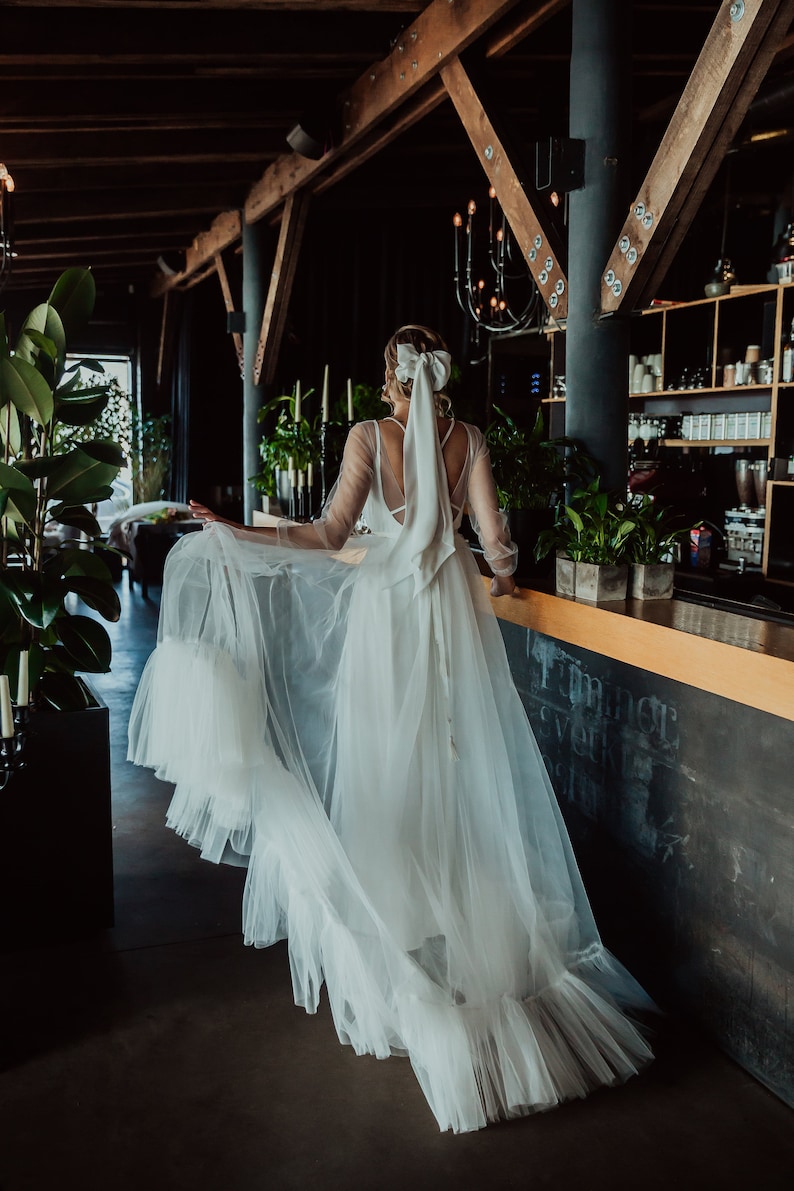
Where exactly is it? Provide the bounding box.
[0,267,122,942]
[626,493,690,600]
[130,410,172,504]
[484,405,595,582]
[251,383,319,510]
[535,478,639,602]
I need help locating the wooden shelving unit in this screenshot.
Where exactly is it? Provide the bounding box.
[547,282,794,582]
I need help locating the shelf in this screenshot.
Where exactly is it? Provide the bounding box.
[630,385,773,398]
[546,385,778,403]
[661,438,771,448]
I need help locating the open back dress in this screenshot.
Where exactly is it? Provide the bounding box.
[128,395,654,1134]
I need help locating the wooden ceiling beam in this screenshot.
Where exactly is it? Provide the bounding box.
[167,0,524,291]
[215,252,245,376]
[440,55,568,320]
[1,1,423,9]
[601,0,794,316]
[254,189,311,388]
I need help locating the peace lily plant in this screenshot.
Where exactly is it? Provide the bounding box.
[0,268,124,711]
[535,478,638,565]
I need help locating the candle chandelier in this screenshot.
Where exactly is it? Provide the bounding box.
[452,186,540,336]
[0,164,16,295]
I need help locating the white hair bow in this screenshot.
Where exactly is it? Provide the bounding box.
[395,343,452,392]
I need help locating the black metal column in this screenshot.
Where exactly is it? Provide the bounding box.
[242,216,268,524]
[565,0,630,492]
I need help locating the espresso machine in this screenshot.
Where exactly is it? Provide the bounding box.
[724,459,767,571]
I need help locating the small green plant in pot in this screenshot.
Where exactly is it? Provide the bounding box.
[535,478,639,602]
[0,267,124,711]
[626,492,690,600]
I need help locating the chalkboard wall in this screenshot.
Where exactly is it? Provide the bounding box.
[500,619,794,1109]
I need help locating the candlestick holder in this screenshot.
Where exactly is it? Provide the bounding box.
[0,704,29,790]
[320,423,328,506]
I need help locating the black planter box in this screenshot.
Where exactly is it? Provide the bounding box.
[0,686,114,951]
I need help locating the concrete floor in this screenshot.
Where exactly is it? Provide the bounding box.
[1,577,793,1191]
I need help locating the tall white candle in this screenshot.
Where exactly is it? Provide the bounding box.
[347,378,354,422]
[307,462,313,488]
[288,455,295,486]
[321,365,329,423]
[17,650,28,706]
[0,675,14,739]
[294,380,302,424]
[297,469,305,490]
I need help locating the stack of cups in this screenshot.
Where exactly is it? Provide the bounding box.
[629,353,662,393]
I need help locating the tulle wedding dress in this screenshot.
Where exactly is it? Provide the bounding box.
[128,347,654,1133]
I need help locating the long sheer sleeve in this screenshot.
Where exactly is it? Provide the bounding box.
[274,421,375,550]
[465,429,518,577]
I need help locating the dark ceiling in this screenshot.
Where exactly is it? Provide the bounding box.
[2,1,794,301]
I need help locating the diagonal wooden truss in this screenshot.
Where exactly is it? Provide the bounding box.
[156,0,794,380]
[600,0,794,317]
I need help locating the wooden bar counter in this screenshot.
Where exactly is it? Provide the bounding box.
[486,579,794,722]
[485,577,794,1112]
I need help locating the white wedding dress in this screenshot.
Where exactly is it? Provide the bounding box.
[128,359,654,1133]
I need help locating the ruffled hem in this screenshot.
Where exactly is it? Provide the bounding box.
[239,805,655,1134]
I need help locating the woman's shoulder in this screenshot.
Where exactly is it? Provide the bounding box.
[457,420,485,443]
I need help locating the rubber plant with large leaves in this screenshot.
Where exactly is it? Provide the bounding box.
[0,268,124,711]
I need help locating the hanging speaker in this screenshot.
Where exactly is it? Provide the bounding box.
[157,250,187,276]
[286,120,326,160]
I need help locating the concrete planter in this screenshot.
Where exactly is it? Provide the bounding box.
[574,561,628,602]
[555,553,576,596]
[630,561,675,600]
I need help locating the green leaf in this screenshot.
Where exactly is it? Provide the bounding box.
[0,356,55,425]
[64,575,120,622]
[563,505,584,534]
[64,358,105,375]
[46,504,102,536]
[0,581,20,638]
[0,401,21,458]
[59,547,112,582]
[45,446,120,505]
[23,328,58,361]
[57,385,111,422]
[55,613,112,672]
[15,303,66,369]
[5,571,65,629]
[78,439,126,468]
[0,461,36,526]
[16,456,59,479]
[48,268,96,340]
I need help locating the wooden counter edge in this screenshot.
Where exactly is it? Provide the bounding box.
[486,580,794,724]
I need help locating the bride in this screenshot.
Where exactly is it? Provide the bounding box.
[128,324,655,1133]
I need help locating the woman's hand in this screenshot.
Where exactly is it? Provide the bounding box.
[189,499,233,526]
[490,574,518,598]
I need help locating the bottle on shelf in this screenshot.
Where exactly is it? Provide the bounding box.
[782,315,794,383]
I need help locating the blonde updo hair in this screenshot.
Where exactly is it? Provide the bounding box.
[384,324,453,417]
